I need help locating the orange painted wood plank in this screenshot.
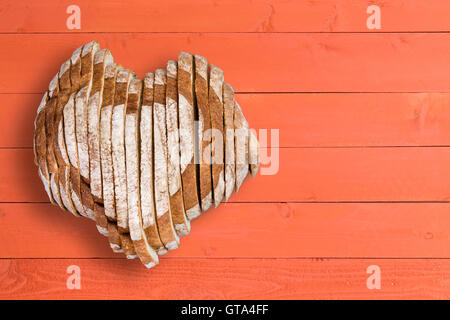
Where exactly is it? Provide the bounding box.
[5,148,450,203]
[2,0,450,33]
[1,258,450,299]
[233,147,450,202]
[6,92,450,148]
[1,203,449,258]
[2,33,450,93]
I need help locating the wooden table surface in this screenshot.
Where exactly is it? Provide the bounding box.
[2,0,450,299]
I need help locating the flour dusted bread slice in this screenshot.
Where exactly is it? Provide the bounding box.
[194,54,213,212]
[208,65,225,208]
[234,102,249,191]
[76,41,100,184]
[223,83,235,201]
[112,69,135,233]
[153,68,179,251]
[166,60,190,236]
[100,63,122,221]
[248,129,260,177]
[64,92,87,218]
[63,45,95,219]
[125,77,159,268]
[140,73,167,255]
[177,52,201,220]
[88,49,113,203]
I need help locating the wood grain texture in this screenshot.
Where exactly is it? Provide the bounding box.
[2,0,450,33]
[1,258,450,299]
[1,202,449,259]
[6,147,450,203]
[9,92,450,148]
[3,34,450,94]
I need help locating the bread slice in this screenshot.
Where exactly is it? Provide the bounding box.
[107,221,123,253]
[119,233,138,260]
[140,73,167,255]
[153,68,180,251]
[166,60,190,236]
[33,93,47,166]
[100,63,122,221]
[177,52,201,220]
[223,82,235,201]
[93,202,108,236]
[75,41,100,184]
[88,49,114,203]
[46,74,64,209]
[112,69,135,233]
[208,65,225,208]
[63,45,91,218]
[34,92,55,204]
[248,129,260,177]
[80,180,95,221]
[64,92,88,218]
[126,77,159,268]
[194,54,213,212]
[234,102,249,191]
[53,58,78,216]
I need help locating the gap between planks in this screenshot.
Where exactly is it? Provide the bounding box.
[4,257,450,260]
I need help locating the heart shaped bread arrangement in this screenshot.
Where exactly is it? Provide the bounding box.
[33,41,260,268]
